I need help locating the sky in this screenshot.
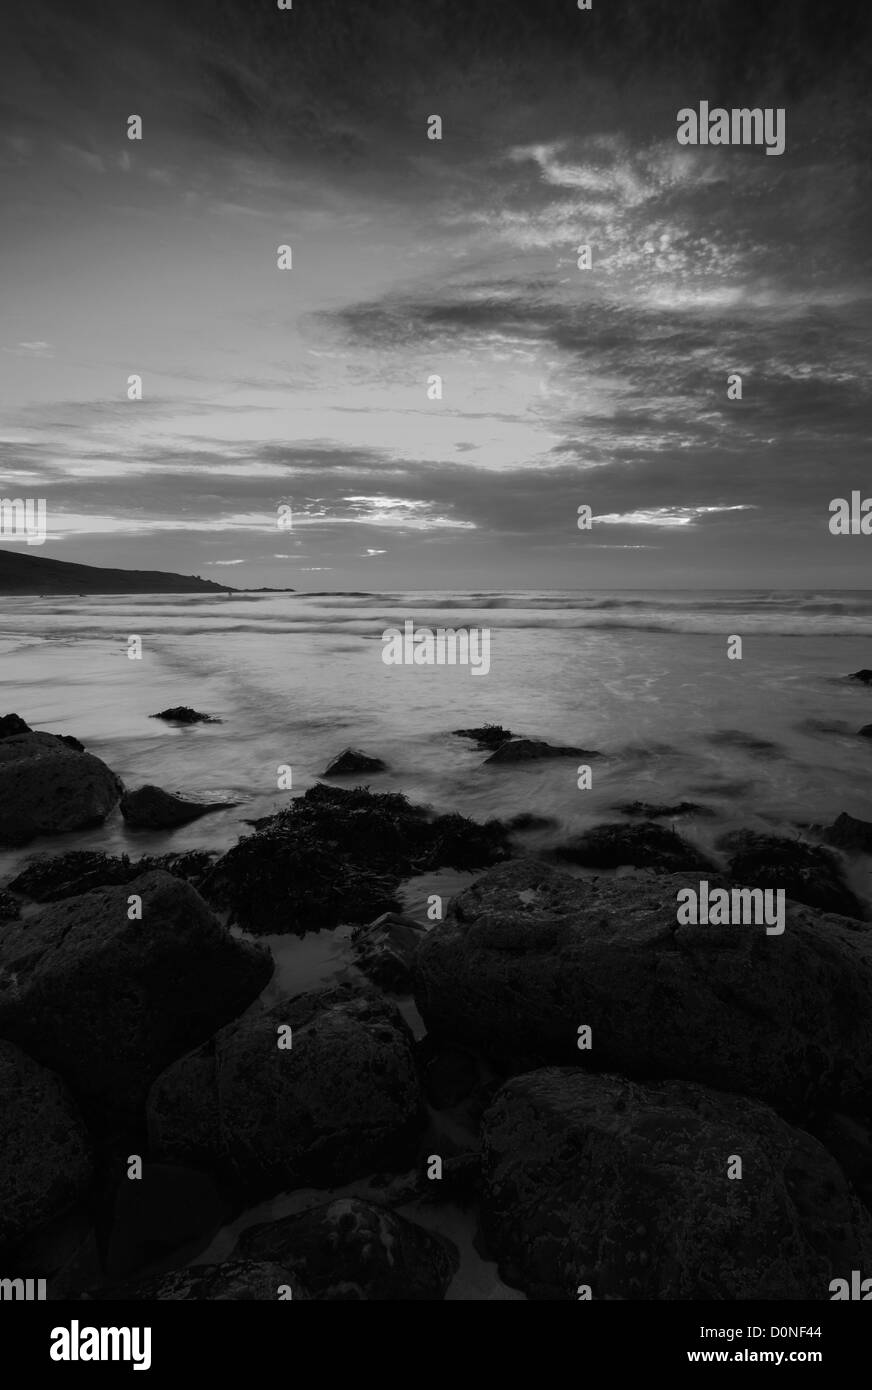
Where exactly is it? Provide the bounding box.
[1,0,870,589]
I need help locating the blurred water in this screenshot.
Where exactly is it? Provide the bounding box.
[1,590,871,894]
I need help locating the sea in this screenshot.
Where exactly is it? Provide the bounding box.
[2,586,871,1296]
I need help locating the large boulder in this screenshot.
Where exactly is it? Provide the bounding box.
[723,829,864,918]
[0,1041,92,1255]
[234,1198,458,1299]
[480,1068,872,1300]
[147,985,424,1198]
[0,730,122,845]
[554,820,713,872]
[120,785,238,829]
[413,858,872,1122]
[0,872,272,1130]
[91,1261,308,1300]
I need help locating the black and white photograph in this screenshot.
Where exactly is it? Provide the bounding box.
[1,0,871,1349]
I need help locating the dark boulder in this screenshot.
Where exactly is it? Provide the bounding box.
[480,1068,872,1300]
[0,871,272,1132]
[413,858,872,1121]
[149,707,221,724]
[234,1198,458,1300]
[147,986,424,1198]
[0,712,31,738]
[7,849,216,903]
[0,1041,92,1255]
[120,784,239,829]
[723,829,864,918]
[554,820,713,872]
[848,670,872,685]
[322,748,387,776]
[0,731,122,845]
[859,724,872,737]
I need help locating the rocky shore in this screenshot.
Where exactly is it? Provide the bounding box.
[1,708,872,1300]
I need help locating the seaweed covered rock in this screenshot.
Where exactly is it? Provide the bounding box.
[554,820,713,872]
[480,1069,872,1300]
[452,725,513,750]
[149,707,220,724]
[723,829,864,918]
[202,783,510,935]
[234,1198,458,1300]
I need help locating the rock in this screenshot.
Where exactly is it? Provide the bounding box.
[57,734,86,753]
[554,820,713,872]
[120,785,238,829]
[859,725,872,738]
[485,738,596,765]
[147,986,424,1198]
[0,871,272,1132]
[480,1068,872,1300]
[7,849,215,902]
[412,858,872,1121]
[0,713,32,738]
[106,1163,230,1278]
[201,783,510,935]
[506,813,558,832]
[149,707,221,724]
[452,725,513,750]
[322,748,387,776]
[613,800,715,819]
[0,890,20,921]
[233,1198,458,1300]
[0,1041,92,1255]
[848,670,872,685]
[723,829,864,918]
[824,812,872,855]
[351,911,426,993]
[8,851,141,901]
[0,731,122,845]
[91,1261,307,1300]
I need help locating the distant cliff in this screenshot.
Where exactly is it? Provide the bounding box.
[0,548,236,595]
